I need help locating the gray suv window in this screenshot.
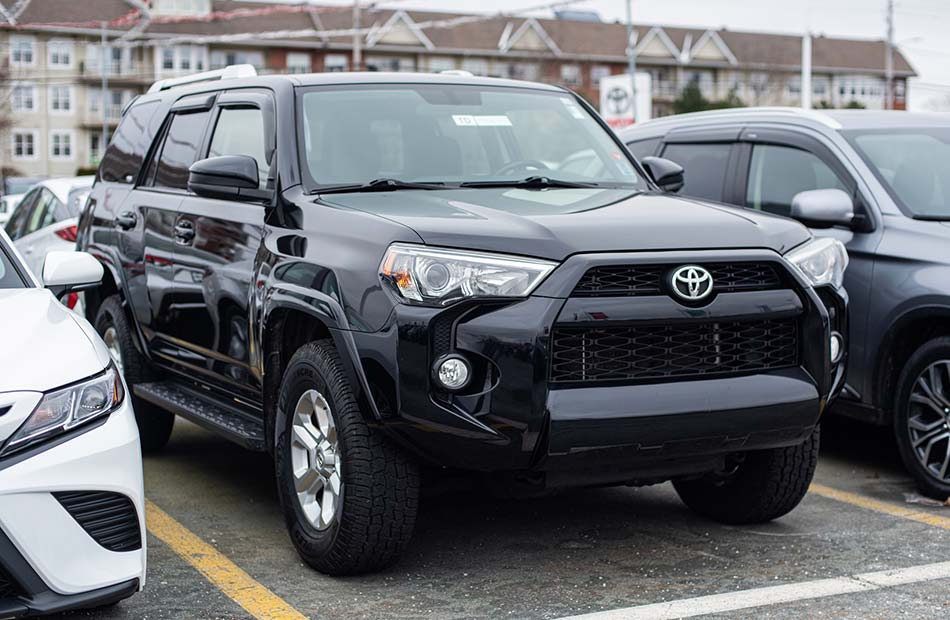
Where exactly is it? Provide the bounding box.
[746,144,848,217]
[152,110,212,191]
[661,142,731,202]
[208,107,269,189]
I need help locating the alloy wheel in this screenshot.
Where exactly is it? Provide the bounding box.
[908,361,950,483]
[290,389,343,530]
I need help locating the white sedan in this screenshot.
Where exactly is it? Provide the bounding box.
[0,229,145,615]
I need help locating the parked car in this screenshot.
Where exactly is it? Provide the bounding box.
[79,67,847,575]
[0,176,45,227]
[621,108,950,499]
[4,177,94,312]
[0,229,144,615]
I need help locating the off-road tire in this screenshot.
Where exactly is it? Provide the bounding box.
[893,338,950,500]
[673,426,820,524]
[274,340,420,576]
[95,295,174,452]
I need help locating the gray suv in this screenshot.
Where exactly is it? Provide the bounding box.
[622,109,950,498]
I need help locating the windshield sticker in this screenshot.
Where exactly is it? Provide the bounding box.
[452,115,513,127]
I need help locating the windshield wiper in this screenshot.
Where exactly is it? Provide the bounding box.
[311,178,446,195]
[459,176,599,189]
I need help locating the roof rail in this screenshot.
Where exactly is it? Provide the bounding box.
[147,64,258,94]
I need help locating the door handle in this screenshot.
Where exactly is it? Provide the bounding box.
[174,219,196,245]
[115,211,137,230]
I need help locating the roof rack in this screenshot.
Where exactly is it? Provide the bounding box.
[147,64,258,94]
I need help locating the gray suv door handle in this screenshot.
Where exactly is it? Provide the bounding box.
[174,219,195,245]
[115,211,137,230]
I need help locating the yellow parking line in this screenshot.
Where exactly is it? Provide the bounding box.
[145,499,308,620]
[810,483,950,531]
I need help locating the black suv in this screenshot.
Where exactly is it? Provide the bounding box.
[622,109,950,499]
[79,70,847,575]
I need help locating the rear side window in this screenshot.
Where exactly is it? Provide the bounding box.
[0,241,26,288]
[99,100,160,184]
[626,138,660,160]
[746,144,849,217]
[208,107,269,189]
[661,142,732,202]
[21,189,59,237]
[152,110,212,191]
[4,189,38,240]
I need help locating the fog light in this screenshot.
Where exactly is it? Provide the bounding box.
[435,355,470,391]
[830,331,843,364]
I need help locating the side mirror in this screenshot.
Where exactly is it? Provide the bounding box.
[640,156,685,193]
[188,155,271,202]
[790,189,854,228]
[43,251,103,298]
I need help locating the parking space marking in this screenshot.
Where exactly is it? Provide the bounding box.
[809,483,950,530]
[559,560,950,620]
[145,499,308,620]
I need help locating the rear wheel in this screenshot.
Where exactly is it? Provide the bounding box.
[274,340,419,575]
[893,338,950,499]
[674,426,820,524]
[95,295,174,453]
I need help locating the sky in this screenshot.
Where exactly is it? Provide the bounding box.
[301,0,950,111]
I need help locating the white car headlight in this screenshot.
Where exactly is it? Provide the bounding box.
[1,365,125,456]
[380,243,557,306]
[786,237,849,289]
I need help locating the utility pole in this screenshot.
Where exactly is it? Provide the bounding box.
[100,21,109,159]
[885,0,894,110]
[352,0,361,72]
[625,0,637,110]
[801,32,812,109]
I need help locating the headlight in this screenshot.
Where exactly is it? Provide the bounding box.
[1,365,124,456]
[786,237,849,289]
[380,243,557,306]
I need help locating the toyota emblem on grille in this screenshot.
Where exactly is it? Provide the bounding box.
[670,265,714,302]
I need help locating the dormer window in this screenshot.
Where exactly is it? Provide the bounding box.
[151,0,210,17]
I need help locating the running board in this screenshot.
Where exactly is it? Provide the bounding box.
[133,382,266,451]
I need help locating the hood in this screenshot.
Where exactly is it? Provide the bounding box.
[0,289,110,393]
[319,188,811,260]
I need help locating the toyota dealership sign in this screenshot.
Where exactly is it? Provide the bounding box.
[599,73,652,128]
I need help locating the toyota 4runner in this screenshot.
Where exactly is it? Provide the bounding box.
[78,67,848,575]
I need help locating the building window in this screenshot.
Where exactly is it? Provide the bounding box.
[461,58,489,76]
[365,56,416,72]
[560,64,582,87]
[11,36,35,66]
[162,48,174,70]
[90,132,107,164]
[158,45,207,75]
[12,131,38,160]
[286,52,311,74]
[427,56,455,73]
[507,62,540,81]
[50,131,74,160]
[591,64,612,85]
[210,50,264,70]
[87,44,132,75]
[48,39,74,68]
[89,89,131,120]
[11,83,36,112]
[324,54,348,72]
[49,85,73,114]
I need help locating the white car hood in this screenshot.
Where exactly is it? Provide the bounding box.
[0,289,110,393]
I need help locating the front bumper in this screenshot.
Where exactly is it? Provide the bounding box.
[353,249,846,485]
[0,398,145,617]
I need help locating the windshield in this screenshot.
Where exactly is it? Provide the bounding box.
[0,237,26,289]
[846,128,950,219]
[298,84,644,190]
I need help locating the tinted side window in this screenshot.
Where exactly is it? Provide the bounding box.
[100,100,160,184]
[746,144,849,217]
[626,138,660,160]
[153,110,212,191]
[4,189,38,240]
[22,189,58,236]
[661,142,731,202]
[208,107,269,189]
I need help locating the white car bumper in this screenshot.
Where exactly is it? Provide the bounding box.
[0,398,145,616]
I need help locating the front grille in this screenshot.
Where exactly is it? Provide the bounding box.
[550,319,799,384]
[54,491,142,552]
[572,263,782,297]
[0,564,21,600]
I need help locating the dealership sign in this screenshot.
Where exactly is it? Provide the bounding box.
[599,73,652,128]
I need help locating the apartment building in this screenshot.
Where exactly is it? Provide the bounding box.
[0,0,916,178]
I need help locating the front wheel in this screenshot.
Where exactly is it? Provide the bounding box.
[274,341,420,576]
[893,338,950,499]
[673,426,820,524]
